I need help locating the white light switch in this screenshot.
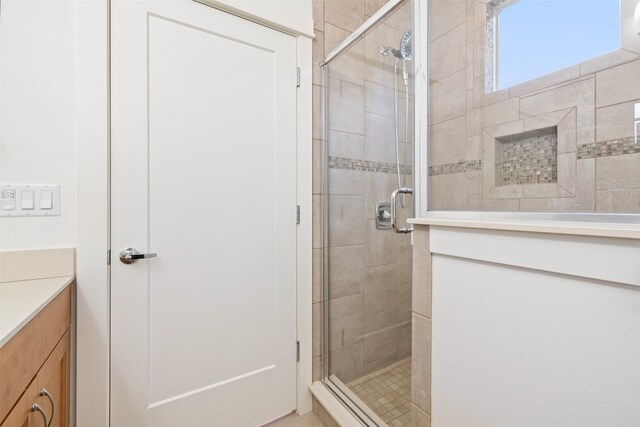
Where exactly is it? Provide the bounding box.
[40,190,53,209]
[0,184,60,217]
[21,190,34,209]
[1,199,15,211]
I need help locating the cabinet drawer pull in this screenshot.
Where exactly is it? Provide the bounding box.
[40,388,55,427]
[32,403,49,427]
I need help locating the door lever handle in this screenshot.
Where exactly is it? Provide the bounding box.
[119,247,158,264]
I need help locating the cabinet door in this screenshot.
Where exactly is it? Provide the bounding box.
[0,381,39,427]
[35,331,70,427]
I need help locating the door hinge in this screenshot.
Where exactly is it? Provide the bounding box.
[296,205,301,225]
[296,341,300,362]
[107,249,111,265]
[296,67,301,88]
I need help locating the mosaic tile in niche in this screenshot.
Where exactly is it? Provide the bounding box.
[496,126,558,186]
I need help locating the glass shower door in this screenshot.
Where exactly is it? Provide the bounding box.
[322,1,414,425]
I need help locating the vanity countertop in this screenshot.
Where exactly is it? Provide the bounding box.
[0,276,74,348]
[409,212,640,240]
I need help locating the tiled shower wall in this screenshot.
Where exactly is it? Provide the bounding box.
[428,0,640,212]
[312,0,414,386]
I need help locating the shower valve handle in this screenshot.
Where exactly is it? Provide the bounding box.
[391,188,413,234]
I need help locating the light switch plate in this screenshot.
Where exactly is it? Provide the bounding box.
[0,184,60,217]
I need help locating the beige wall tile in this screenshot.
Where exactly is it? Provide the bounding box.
[429,23,467,82]
[365,307,397,334]
[364,351,400,374]
[596,59,640,108]
[365,81,395,117]
[328,130,365,159]
[313,355,323,382]
[429,116,466,166]
[330,342,364,383]
[365,0,384,17]
[328,195,364,247]
[313,248,323,304]
[596,153,640,190]
[483,97,520,128]
[328,78,365,135]
[520,78,595,144]
[313,195,323,249]
[324,0,365,32]
[429,173,468,210]
[557,152,577,195]
[430,69,467,124]
[398,241,412,284]
[329,293,364,351]
[364,327,398,363]
[412,404,431,427]
[313,139,325,195]
[481,197,520,211]
[428,0,467,40]
[328,169,365,195]
[580,49,639,76]
[365,112,396,163]
[466,90,483,137]
[508,65,580,98]
[398,280,412,325]
[364,263,398,315]
[411,313,431,414]
[313,302,323,357]
[313,30,325,86]
[364,220,398,267]
[328,245,364,299]
[398,324,411,359]
[557,108,577,154]
[466,135,482,160]
[313,0,324,31]
[412,226,431,319]
[472,25,485,79]
[596,101,639,142]
[364,23,400,89]
[596,189,640,213]
[313,84,323,140]
[326,26,365,86]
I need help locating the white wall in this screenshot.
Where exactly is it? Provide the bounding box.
[0,0,77,250]
[431,254,640,426]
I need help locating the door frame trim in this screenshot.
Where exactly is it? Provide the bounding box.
[75,3,314,425]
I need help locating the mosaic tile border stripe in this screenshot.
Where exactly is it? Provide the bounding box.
[578,137,640,159]
[329,156,412,175]
[428,160,482,176]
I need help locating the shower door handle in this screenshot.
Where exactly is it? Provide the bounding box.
[391,188,413,234]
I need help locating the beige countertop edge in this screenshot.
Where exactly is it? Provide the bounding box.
[408,217,640,240]
[0,276,74,348]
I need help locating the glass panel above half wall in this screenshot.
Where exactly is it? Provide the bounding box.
[322,0,414,426]
[428,0,640,214]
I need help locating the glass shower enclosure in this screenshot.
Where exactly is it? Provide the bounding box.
[321,1,414,425]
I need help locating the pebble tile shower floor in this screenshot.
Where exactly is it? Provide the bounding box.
[347,358,412,427]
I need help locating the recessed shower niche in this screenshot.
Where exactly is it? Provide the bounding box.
[496,127,558,187]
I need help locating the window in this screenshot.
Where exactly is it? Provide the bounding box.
[487,0,621,92]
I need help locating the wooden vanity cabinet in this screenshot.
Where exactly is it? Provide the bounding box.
[0,285,71,427]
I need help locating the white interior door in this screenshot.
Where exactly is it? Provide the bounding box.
[110,1,298,425]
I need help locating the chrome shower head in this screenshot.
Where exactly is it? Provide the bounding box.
[400,29,412,61]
